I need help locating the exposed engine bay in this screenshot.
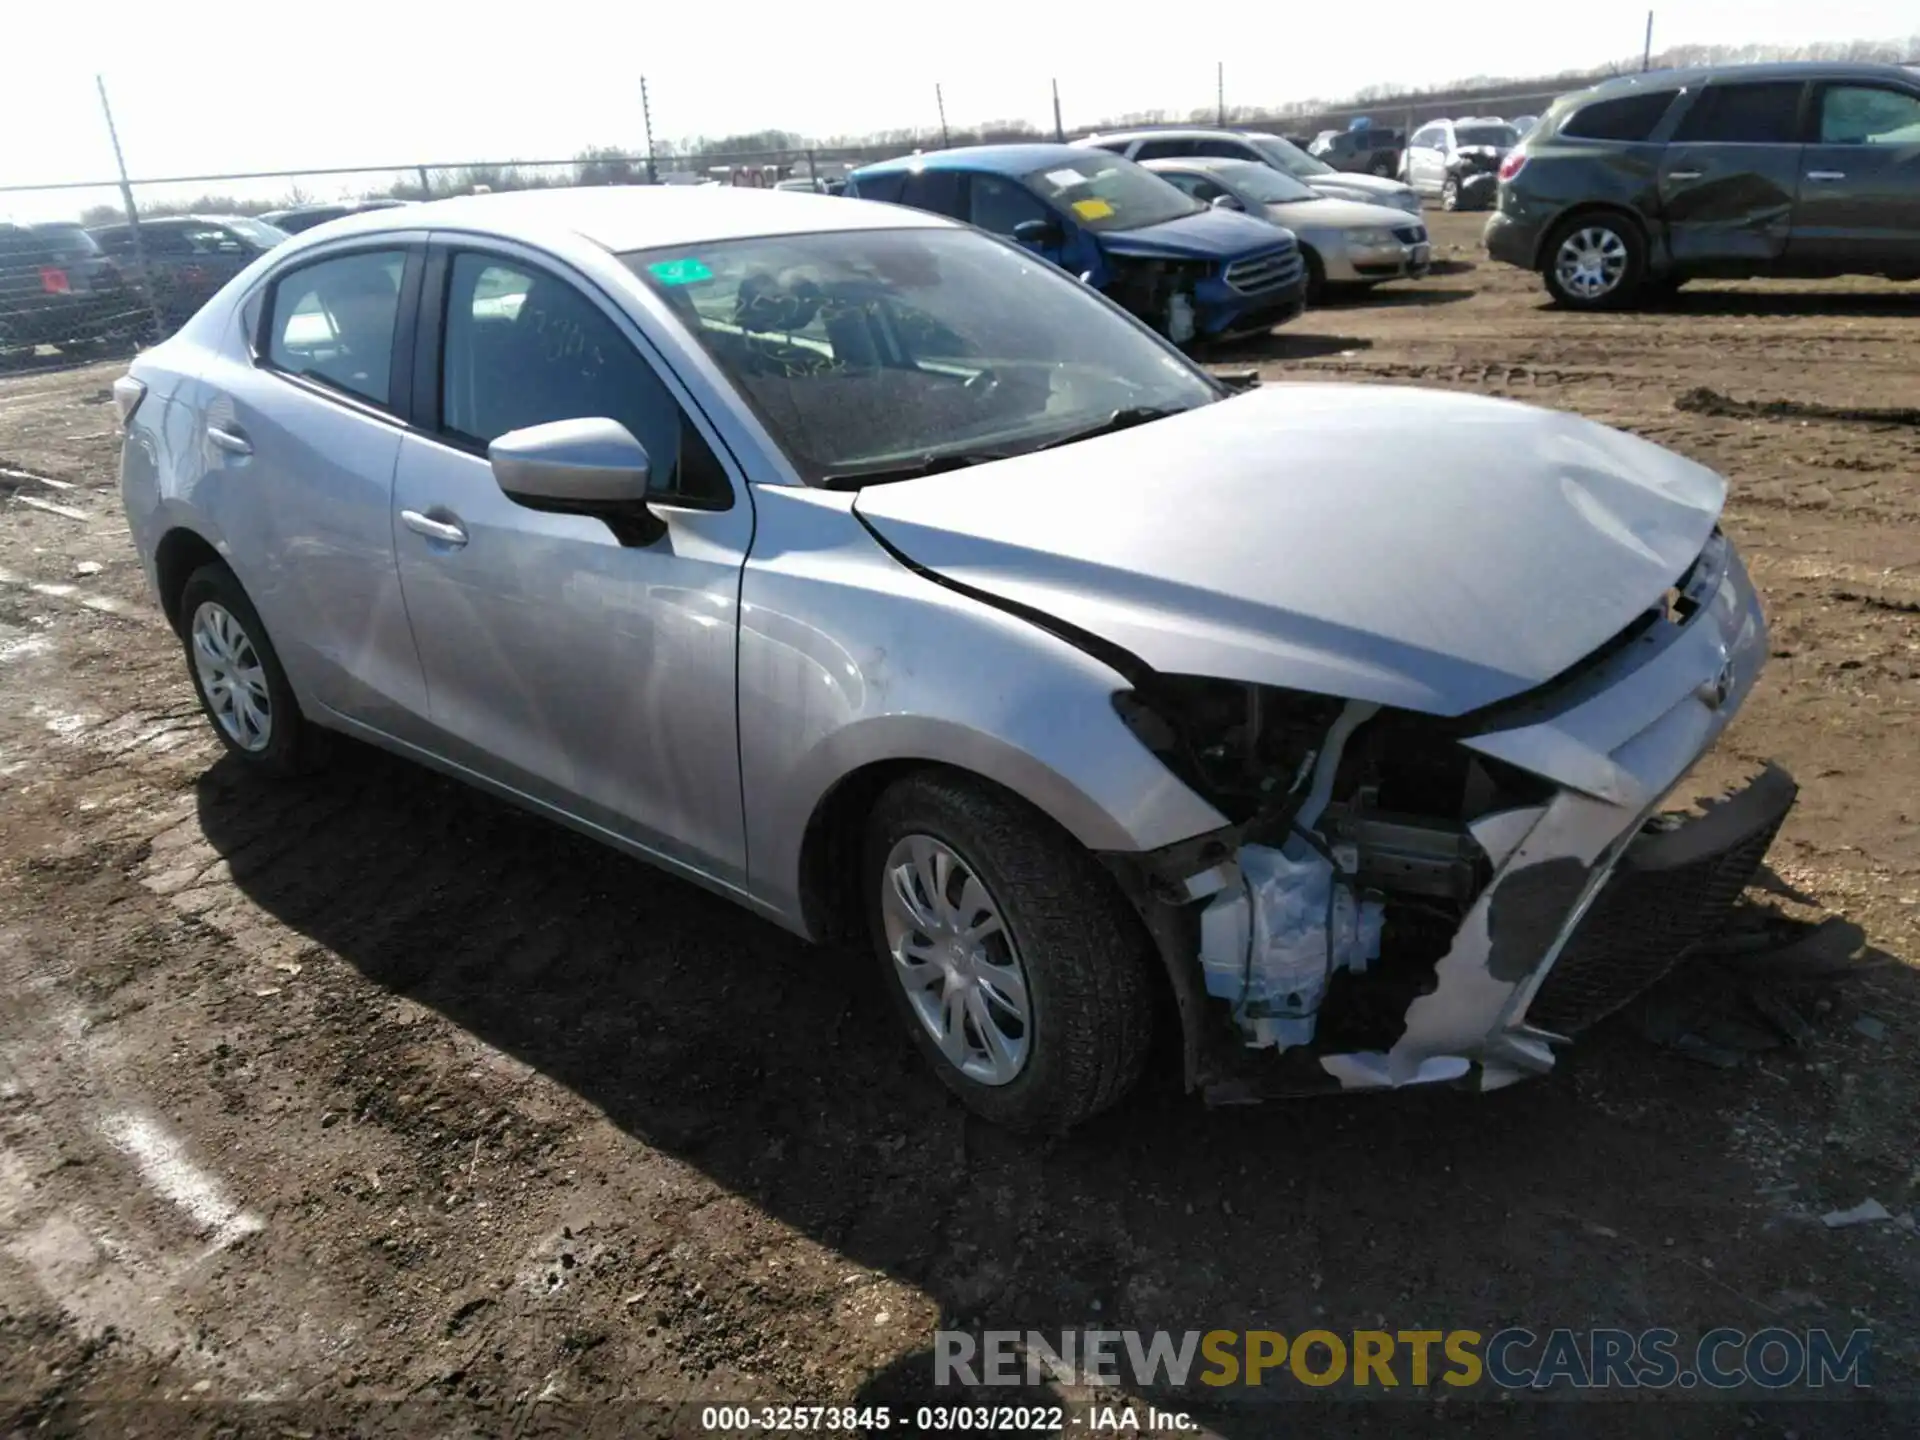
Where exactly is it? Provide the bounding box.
[1101,529,1798,1097]
[1102,257,1207,346]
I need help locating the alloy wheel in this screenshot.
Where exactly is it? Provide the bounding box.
[190,600,272,752]
[1554,226,1630,301]
[880,834,1032,1086]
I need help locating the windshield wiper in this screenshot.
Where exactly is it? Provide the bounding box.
[1024,405,1192,455]
[819,450,1008,489]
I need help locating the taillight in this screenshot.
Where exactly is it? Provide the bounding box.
[1498,152,1528,183]
[39,266,71,294]
[112,375,147,428]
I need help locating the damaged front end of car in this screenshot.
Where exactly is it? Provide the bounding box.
[1099,528,1796,1099]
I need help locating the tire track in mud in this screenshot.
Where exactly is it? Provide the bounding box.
[1677,386,1920,430]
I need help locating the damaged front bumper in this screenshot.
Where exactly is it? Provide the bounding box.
[1113,529,1796,1100]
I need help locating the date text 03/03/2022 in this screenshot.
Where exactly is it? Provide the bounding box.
[698,1404,1199,1432]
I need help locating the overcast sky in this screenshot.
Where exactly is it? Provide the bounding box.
[3,0,1914,219]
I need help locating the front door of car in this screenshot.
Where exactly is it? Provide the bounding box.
[389,243,752,880]
[191,241,435,743]
[1659,80,1806,264]
[1789,81,1920,273]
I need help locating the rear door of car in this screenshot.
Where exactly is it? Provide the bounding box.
[1789,78,1920,273]
[191,239,435,739]
[1658,79,1806,264]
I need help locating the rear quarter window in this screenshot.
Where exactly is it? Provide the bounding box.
[849,172,906,204]
[1560,91,1678,142]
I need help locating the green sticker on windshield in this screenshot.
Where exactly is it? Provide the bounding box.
[648,256,713,286]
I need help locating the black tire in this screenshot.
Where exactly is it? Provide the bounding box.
[1300,247,1327,306]
[177,562,325,777]
[1541,211,1647,311]
[864,772,1158,1132]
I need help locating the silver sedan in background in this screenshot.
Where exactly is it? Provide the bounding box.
[115,186,1792,1131]
[1144,156,1430,300]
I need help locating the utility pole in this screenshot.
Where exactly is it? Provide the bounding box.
[1642,11,1655,71]
[640,75,659,184]
[94,75,164,343]
[1052,78,1065,143]
[936,84,950,148]
[1217,62,1226,127]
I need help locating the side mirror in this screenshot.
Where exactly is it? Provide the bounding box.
[1012,217,1064,248]
[1210,194,1245,212]
[489,417,663,546]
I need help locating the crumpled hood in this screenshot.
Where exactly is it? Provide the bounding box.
[1098,206,1287,261]
[854,384,1726,716]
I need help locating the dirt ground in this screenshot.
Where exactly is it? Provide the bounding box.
[1,211,1916,1437]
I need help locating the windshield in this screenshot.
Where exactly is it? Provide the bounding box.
[1021,155,1202,232]
[224,217,290,248]
[1455,124,1519,149]
[626,228,1219,484]
[1246,134,1334,179]
[1208,159,1320,205]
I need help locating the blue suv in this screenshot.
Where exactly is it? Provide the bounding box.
[848,145,1306,345]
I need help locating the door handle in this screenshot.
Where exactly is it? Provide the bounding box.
[400,509,469,547]
[1805,170,1847,182]
[1667,169,1704,181]
[206,424,252,456]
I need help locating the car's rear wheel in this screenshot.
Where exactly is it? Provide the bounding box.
[1440,178,1460,211]
[1542,213,1646,310]
[865,772,1157,1132]
[178,562,325,776]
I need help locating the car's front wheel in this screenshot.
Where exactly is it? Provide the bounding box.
[1301,247,1327,305]
[178,562,325,776]
[1542,213,1646,310]
[865,772,1158,1131]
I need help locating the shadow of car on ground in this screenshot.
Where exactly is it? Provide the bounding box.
[193,737,1911,1436]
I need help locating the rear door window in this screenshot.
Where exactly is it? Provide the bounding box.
[1133,138,1198,160]
[1561,92,1678,141]
[266,249,408,408]
[1673,82,1805,144]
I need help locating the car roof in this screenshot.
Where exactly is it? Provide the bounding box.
[852,143,1095,178]
[1575,58,1919,101]
[1078,127,1279,144]
[88,214,251,232]
[1140,155,1261,174]
[287,184,950,252]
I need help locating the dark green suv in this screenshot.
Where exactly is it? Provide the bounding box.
[1484,61,1920,309]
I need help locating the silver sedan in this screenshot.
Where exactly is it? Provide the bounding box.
[1145,156,1430,300]
[115,186,1793,1130]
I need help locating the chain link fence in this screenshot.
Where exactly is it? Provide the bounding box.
[2,143,943,375]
